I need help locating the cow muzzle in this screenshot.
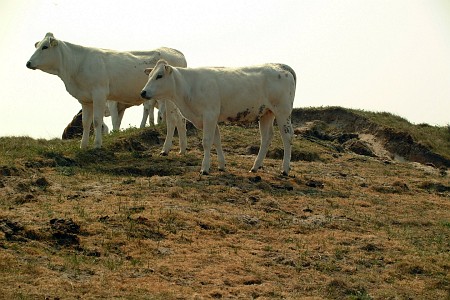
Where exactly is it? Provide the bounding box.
[26,61,36,70]
[140,90,152,100]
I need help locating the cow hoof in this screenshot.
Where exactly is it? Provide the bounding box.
[281,171,289,177]
[200,170,209,175]
[218,168,226,172]
[159,152,168,156]
[250,166,263,173]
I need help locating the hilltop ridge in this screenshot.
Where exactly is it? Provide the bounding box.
[292,107,450,168]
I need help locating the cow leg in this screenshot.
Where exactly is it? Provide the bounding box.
[102,122,109,135]
[157,100,166,124]
[251,112,275,173]
[200,117,218,175]
[175,112,187,155]
[81,104,93,149]
[276,114,293,176]
[107,101,120,131]
[149,110,155,126]
[140,100,155,128]
[148,100,155,126]
[160,100,175,155]
[213,124,226,171]
[140,102,149,128]
[92,94,107,148]
[117,106,126,130]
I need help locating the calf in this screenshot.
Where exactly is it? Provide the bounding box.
[141,60,296,175]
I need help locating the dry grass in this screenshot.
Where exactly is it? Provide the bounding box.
[0,119,449,299]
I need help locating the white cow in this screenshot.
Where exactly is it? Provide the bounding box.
[26,33,186,155]
[140,99,166,128]
[140,60,296,175]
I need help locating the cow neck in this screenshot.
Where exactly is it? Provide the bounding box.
[173,68,191,103]
[55,41,86,83]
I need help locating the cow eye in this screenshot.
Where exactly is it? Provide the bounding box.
[42,46,48,50]
[156,74,163,80]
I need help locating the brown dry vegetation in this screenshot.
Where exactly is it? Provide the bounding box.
[0,107,449,299]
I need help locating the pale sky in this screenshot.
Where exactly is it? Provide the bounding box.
[1,0,449,139]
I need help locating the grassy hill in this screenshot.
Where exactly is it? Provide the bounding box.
[0,107,449,299]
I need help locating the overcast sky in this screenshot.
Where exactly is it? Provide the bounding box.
[1,0,449,139]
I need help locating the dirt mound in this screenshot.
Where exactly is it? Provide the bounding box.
[109,128,160,152]
[292,107,450,168]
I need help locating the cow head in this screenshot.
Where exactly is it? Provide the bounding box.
[140,60,174,101]
[26,33,60,73]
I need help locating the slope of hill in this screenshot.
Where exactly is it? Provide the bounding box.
[292,107,450,168]
[0,107,449,299]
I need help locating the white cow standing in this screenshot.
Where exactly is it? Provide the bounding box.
[26,33,186,155]
[141,60,296,175]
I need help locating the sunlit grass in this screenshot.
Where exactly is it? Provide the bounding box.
[0,107,449,299]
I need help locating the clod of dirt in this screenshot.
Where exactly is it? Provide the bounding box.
[135,128,161,144]
[110,128,160,152]
[0,165,22,176]
[361,243,383,252]
[0,219,44,242]
[249,176,262,183]
[268,147,321,162]
[156,247,172,256]
[50,218,80,234]
[419,181,450,193]
[238,215,260,226]
[270,183,294,191]
[247,145,259,155]
[75,148,116,165]
[343,139,375,157]
[306,180,324,188]
[34,177,50,188]
[372,181,409,194]
[103,165,182,177]
[0,219,25,241]
[15,193,36,205]
[50,218,81,246]
[242,277,263,285]
[51,231,79,246]
[43,152,77,167]
[111,138,148,152]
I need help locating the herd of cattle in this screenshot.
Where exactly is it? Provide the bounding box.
[26,33,296,175]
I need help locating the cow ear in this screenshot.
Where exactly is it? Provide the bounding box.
[49,37,58,47]
[144,68,153,76]
[165,65,173,74]
[34,42,39,48]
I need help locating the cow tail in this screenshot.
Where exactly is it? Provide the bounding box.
[281,64,296,86]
